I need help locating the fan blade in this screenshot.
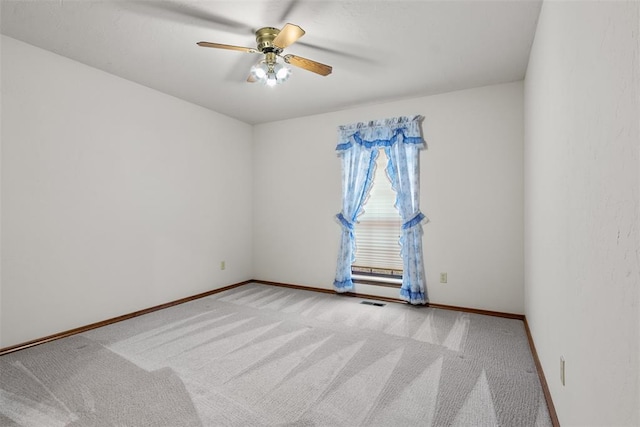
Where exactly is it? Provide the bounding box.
[197,42,258,53]
[273,23,305,49]
[283,54,332,76]
[247,74,257,83]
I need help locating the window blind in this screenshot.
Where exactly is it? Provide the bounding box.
[353,150,404,274]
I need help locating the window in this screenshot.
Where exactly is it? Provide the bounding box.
[334,115,426,303]
[352,149,403,286]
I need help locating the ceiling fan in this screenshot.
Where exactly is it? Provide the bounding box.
[197,23,332,86]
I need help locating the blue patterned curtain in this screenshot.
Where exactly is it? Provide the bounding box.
[385,134,428,304]
[333,139,379,292]
[334,116,428,304]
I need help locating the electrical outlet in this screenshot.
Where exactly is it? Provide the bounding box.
[560,356,565,386]
[440,272,447,283]
[220,261,226,271]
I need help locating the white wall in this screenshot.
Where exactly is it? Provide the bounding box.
[253,82,524,314]
[524,1,640,425]
[1,36,254,348]
[0,35,3,351]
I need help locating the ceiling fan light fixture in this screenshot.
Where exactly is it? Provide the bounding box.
[251,59,291,87]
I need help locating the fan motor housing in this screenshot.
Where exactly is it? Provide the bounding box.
[255,27,281,53]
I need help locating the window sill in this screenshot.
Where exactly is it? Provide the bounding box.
[352,274,402,289]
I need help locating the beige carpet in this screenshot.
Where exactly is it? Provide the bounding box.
[1,283,552,426]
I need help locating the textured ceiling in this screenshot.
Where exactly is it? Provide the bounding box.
[1,0,542,124]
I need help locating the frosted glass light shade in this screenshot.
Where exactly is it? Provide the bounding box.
[274,63,291,81]
[250,62,269,80]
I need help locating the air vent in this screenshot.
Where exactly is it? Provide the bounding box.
[360,301,386,307]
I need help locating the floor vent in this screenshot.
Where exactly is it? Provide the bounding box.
[360,301,386,307]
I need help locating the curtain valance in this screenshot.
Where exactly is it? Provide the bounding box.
[336,116,424,152]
